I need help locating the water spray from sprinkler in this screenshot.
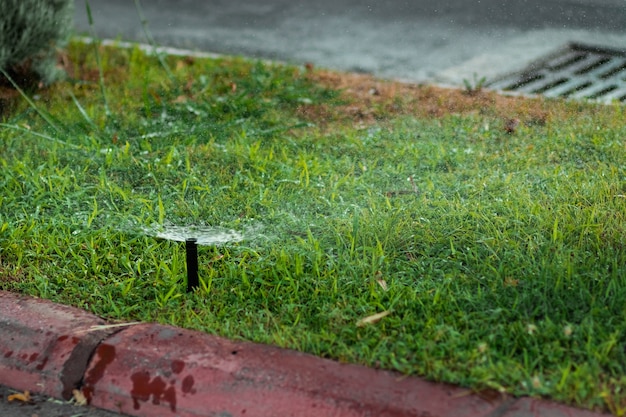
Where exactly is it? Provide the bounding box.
[139,223,256,294]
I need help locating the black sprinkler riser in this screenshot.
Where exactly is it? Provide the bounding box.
[185,238,199,292]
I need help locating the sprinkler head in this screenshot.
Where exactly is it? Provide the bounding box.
[185,238,199,292]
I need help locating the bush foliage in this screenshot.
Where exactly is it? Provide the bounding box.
[0,0,74,85]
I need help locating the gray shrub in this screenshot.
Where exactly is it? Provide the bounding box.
[0,0,74,85]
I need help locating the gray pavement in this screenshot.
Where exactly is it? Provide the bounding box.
[74,0,626,86]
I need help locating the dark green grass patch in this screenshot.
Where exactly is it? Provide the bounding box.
[2,40,626,414]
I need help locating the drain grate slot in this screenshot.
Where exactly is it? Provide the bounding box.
[531,78,568,94]
[599,62,626,79]
[587,85,618,99]
[565,82,595,98]
[574,57,612,75]
[488,43,626,104]
[505,74,544,90]
[548,52,588,71]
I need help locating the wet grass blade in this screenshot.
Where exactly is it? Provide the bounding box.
[85,0,110,116]
[133,0,176,82]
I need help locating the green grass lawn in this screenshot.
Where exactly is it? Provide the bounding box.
[2,40,626,414]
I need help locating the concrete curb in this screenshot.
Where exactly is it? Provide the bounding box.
[0,291,612,417]
[0,291,118,400]
[82,323,504,417]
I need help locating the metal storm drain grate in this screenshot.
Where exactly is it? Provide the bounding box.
[488,43,626,104]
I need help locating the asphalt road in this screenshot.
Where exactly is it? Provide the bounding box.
[74,0,626,85]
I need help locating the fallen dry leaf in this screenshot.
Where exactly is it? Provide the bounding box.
[374,271,388,291]
[503,277,519,287]
[504,118,520,134]
[172,95,188,104]
[356,310,391,327]
[72,389,87,406]
[7,390,31,402]
[76,321,143,334]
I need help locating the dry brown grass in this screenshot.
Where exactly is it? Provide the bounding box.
[296,68,602,134]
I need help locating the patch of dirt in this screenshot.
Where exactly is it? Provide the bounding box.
[0,59,42,118]
[0,264,24,285]
[297,69,580,132]
[0,87,21,118]
[0,47,113,117]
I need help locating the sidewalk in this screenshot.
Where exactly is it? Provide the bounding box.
[0,291,611,417]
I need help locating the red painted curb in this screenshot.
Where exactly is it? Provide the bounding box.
[502,398,611,417]
[0,290,613,417]
[82,323,506,417]
[0,291,117,400]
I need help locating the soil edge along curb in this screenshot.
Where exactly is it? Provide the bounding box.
[0,291,614,417]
